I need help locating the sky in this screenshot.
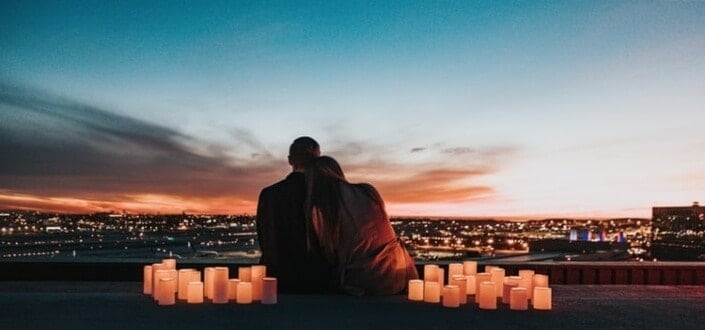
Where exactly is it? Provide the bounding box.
[1,0,704,218]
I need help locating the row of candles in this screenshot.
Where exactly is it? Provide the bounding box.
[408,261,552,310]
[143,259,277,306]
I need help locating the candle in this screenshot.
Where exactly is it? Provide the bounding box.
[212,267,229,304]
[533,287,552,310]
[465,275,476,295]
[438,268,445,290]
[150,263,164,297]
[158,277,176,306]
[177,269,196,300]
[450,275,467,304]
[448,263,463,283]
[143,265,153,295]
[463,261,477,275]
[502,281,518,304]
[187,281,204,304]
[251,265,266,301]
[189,270,201,284]
[485,265,498,273]
[518,270,535,299]
[423,281,440,303]
[442,285,460,308]
[408,279,424,301]
[474,273,491,303]
[236,282,253,304]
[533,274,549,288]
[228,279,240,301]
[204,267,215,300]
[239,267,252,282]
[262,277,277,304]
[478,281,497,310]
[162,259,176,269]
[510,287,528,310]
[423,265,439,283]
[490,268,505,298]
[154,269,176,301]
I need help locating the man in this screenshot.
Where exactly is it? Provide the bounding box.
[256,136,329,293]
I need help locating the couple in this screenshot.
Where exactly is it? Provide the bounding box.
[256,137,418,295]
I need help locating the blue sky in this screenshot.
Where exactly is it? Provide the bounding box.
[1,1,704,217]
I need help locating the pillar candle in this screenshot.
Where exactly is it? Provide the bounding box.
[423,265,439,283]
[162,258,176,269]
[448,263,463,283]
[189,270,201,284]
[442,285,460,308]
[212,267,229,304]
[151,263,164,297]
[143,265,153,295]
[533,274,549,288]
[408,279,424,301]
[485,265,498,273]
[449,275,467,304]
[463,261,477,275]
[518,270,535,299]
[228,279,240,301]
[474,273,491,303]
[154,269,174,301]
[423,281,440,303]
[158,277,176,306]
[478,281,497,310]
[438,268,445,291]
[490,268,505,298]
[533,287,552,310]
[465,275,476,295]
[236,282,253,304]
[177,269,196,300]
[187,281,203,304]
[251,265,266,301]
[502,281,518,304]
[510,287,528,310]
[238,266,252,282]
[262,277,277,304]
[204,267,215,299]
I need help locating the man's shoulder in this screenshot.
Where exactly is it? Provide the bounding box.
[260,173,304,197]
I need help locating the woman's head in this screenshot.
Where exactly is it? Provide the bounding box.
[308,155,345,183]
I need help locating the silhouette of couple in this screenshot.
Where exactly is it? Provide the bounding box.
[256,137,419,295]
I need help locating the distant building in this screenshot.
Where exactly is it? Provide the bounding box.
[651,202,705,260]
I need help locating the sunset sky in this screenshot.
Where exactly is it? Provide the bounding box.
[1,1,704,218]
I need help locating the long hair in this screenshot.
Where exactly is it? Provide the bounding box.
[305,156,346,260]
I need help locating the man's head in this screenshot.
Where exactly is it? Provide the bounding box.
[288,136,320,172]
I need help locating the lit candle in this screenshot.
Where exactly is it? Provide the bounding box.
[518,270,535,299]
[177,268,196,300]
[154,269,175,301]
[262,277,277,304]
[478,281,497,310]
[463,261,477,275]
[450,275,467,304]
[239,266,252,282]
[408,279,424,301]
[212,267,229,304]
[423,265,439,283]
[474,273,491,303]
[158,277,176,306]
[143,265,153,295]
[533,274,549,288]
[502,281,518,304]
[236,282,253,304]
[251,265,266,301]
[448,263,463,283]
[189,270,201,284]
[490,268,505,298]
[204,267,215,300]
[228,279,240,301]
[465,275,476,295]
[187,281,203,304]
[442,285,460,308]
[485,265,498,273]
[151,263,164,297]
[510,287,528,310]
[533,287,552,310]
[162,259,176,269]
[423,281,440,303]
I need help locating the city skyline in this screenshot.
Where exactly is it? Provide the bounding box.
[1,1,705,217]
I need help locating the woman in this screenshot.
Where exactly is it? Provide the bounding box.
[305,156,418,295]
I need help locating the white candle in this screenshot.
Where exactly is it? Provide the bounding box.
[228,279,240,301]
[423,281,440,303]
[448,263,463,283]
[187,281,204,304]
[533,287,552,310]
[177,269,196,300]
[502,281,518,304]
[474,273,491,303]
[212,267,229,304]
[151,263,164,298]
[204,267,215,300]
[239,266,252,282]
[154,269,175,301]
[533,274,549,288]
[490,268,505,298]
[236,282,253,304]
[442,285,460,308]
[408,279,424,301]
[189,270,201,285]
[158,277,176,306]
[463,261,477,275]
[518,270,535,299]
[465,275,476,295]
[478,281,497,310]
[251,265,266,301]
[450,275,467,304]
[485,265,498,273]
[423,265,439,283]
[510,287,528,310]
[143,265,152,295]
[162,259,176,269]
[262,277,277,304]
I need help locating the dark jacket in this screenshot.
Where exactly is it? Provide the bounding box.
[256,172,330,293]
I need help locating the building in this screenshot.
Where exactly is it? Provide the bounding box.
[651,202,705,260]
